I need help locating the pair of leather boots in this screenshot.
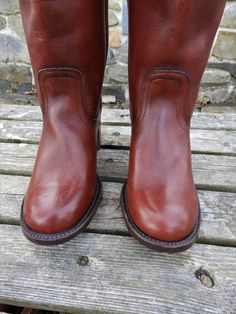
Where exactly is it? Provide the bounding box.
[19,0,226,253]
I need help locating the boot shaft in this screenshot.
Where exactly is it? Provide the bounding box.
[128,0,226,123]
[19,0,108,118]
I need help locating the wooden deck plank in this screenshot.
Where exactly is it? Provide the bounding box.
[1,143,235,192]
[0,98,235,313]
[0,224,235,314]
[1,104,236,130]
[0,175,235,246]
[0,120,235,155]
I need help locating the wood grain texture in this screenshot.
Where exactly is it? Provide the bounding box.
[0,98,235,313]
[0,175,235,246]
[1,104,236,130]
[0,119,235,155]
[0,143,236,192]
[0,225,235,314]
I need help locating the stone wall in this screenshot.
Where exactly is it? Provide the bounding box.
[0,0,235,104]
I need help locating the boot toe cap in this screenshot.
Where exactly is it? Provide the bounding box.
[23,191,93,234]
[128,195,198,242]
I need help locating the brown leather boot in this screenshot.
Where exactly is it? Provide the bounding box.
[19,0,108,244]
[121,0,226,252]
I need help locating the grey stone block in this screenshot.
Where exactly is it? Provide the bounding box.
[0,33,29,63]
[107,49,116,65]
[199,83,236,104]
[0,63,32,84]
[201,69,231,85]
[102,95,117,104]
[109,0,122,11]
[0,15,7,30]
[102,85,126,101]
[207,61,236,78]
[17,83,33,93]
[113,39,128,64]
[107,64,128,84]
[0,0,19,15]
[122,0,128,35]
[0,80,11,91]
[8,14,26,41]
[109,9,119,27]
[221,3,236,28]
[213,31,236,60]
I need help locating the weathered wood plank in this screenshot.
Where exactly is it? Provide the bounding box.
[0,143,235,192]
[1,104,236,130]
[0,224,235,314]
[0,175,235,246]
[0,120,235,155]
[0,94,116,107]
[0,104,41,121]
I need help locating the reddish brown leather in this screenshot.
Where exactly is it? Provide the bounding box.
[19,0,107,233]
[127,0,226,241]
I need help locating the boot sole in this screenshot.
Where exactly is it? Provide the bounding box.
[120,180,200,253]
[20,176,102,245]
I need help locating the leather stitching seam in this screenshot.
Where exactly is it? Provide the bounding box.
[134,69,192,135]
[38,68,86,127]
